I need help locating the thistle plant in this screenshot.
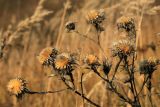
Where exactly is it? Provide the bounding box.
[7,77,63,99]
[4,2,160,107]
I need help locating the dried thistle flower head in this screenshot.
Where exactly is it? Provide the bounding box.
[55,53,70,70]
[139,57,160,74]
[86,9,105,25]
[37,47,58,65]
[7,78,28,99]
[117,16,135,30]
[65,21,76,32]
[86,9,105,32]
[84,54,99,66]
[111,40,135,58]
[54,53,76,75]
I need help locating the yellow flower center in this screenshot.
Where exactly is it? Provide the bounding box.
[117,16,132,24]
[86,10,99,21]
[55,56,69,70]
[7,79,24,95]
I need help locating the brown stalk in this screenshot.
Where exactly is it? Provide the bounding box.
[61,77,100,107]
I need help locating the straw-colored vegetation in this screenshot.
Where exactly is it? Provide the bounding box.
[0,0,160,107]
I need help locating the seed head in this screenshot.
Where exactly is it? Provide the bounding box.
[117,16,135,32]
[37,47,58,65]
[65,21,76,32]
[111,40,135,58]
[139,57,160,74]
[54,53,76,75]
[86,9,105,32]
[102,59,112,75]
[55,53,70,70]
[86,9,105,25]
[7,78,28,99]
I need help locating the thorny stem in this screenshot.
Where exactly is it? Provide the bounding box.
[73,30,107,59]
[61,77,100,107]
[96,31,101,46]
[124,55,141,106]
[80,73,85,107]
[108,81,132,105]
[74,90,100,107]
[91,66,132,105]
[139,92,160,97]
[147,73,153,107]
[111,58,122,81]
[91,66,109,83]
[69,73,76,89]
[137,75,149,96]
[124,57,136,96]
[26,88,69,94]
[95,30,107,60]
[131,55,141,106]
[74,30,97,43]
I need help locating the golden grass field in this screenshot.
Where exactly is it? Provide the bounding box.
[0,0,160,107]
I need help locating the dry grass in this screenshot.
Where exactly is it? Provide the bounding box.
[0,0,160,107]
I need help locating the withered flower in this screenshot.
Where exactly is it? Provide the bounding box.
[86,9,105,31]
[139,57,160,74]
[117,16,135,31]
[102,59,112,75]
[37,47,58,65]
[84,54,101,76]
[65,21,76,32]
[111,40,135,58]
[54,53,76,75]
[7,78,28,99]
[117,16,136,40]
[86,9,105,24]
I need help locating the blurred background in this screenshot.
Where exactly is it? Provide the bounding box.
[0,0,160,107]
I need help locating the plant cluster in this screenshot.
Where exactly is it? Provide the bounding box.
[6,8,160,107]
[2,0,159,107]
